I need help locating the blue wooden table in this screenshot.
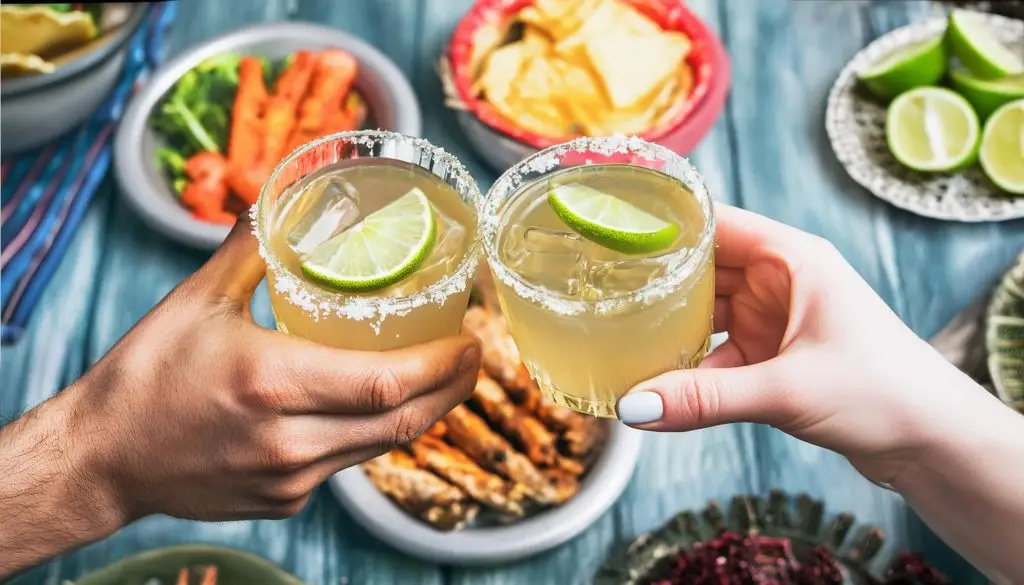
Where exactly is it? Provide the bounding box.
[4,1,1023,583]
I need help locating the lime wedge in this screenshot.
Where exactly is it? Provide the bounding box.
[980,99,1024,195]
[301,188,437,292]
[948,11,1024,79]
[886,87,980,172]
[858,36,946,100]
[950,69,1024,120]
[547,183,680,254]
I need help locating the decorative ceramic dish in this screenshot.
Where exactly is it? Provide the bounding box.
[114,22,421,250]
[594,490,949,585]
[986,250,1024,411]
[825,13,1024,222]
[67,545,303,585]
[1,3,148,155]
[439,0,730,171]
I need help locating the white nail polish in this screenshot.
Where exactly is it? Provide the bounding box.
[617,391,664,425]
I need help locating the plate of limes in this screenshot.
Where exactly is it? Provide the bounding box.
[826,10,1024,222]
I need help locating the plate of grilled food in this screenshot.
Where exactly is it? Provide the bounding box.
[328,278,644,565]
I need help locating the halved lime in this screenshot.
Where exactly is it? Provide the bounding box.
[301,188,437,292]
[948,11,1024,79]
[950,69,1024,120]
[547,183,679,254]
[886,87,980,172]
[980,99,1024,195]
[858,36,946,100]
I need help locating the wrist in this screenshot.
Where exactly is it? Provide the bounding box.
[0,384,126,574]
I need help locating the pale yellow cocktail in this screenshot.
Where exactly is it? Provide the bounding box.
[254,131,481,351]
[482,137,715,418]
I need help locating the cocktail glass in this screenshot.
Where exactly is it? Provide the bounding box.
[482,136,715,418]
[254,130,482,351]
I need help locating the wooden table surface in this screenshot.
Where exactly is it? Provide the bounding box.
[4,0,1022,583]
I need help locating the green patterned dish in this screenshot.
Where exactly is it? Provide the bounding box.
[987,250,1024,413]
[68,545,304,585]
[595,490,937,585]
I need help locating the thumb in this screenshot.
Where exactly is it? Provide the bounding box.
[616,362,788,431]
[194,210,267,306]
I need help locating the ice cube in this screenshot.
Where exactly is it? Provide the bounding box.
[584,254,669,300]
[286,177,361,257]
[502,225,587,296]
[386,205,468,297]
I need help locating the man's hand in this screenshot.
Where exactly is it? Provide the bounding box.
[0,219,480,576]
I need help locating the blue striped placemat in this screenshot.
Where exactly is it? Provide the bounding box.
[1,1,177,344]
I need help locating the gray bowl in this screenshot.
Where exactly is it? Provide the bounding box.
[328,422,643,566]
[114,22,422,250]
[0,4,148,156]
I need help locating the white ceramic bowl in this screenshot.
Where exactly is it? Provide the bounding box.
[113,22,422,250]
[329,422,643,566]
[1,4,148,156]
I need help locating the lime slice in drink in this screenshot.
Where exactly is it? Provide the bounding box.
[547,183,680,254]
[950,68,1024,120]
[858,36,946,100]
[948,11,1024,79]
[979,99,1024,195]
[886,87,980,172]
[301,188,437,292]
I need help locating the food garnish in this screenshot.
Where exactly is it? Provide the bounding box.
[362,304,607,531]
[470,0,694,138]
[0,4,102,77]
[151,49,368,225]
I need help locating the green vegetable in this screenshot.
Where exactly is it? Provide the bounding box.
[149,52,289,198]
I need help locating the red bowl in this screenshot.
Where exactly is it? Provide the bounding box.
[445,0,731,168]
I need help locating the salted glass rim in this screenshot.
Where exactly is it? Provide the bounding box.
[481,135,715,317]
[252,130,483,323]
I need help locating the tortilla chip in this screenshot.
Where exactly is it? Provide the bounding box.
[474,41,530,100]
[529,0,602,40]
[469,17,514,80]
[1,6,96,59]
[554,0,661,63]
[521,25,553,56]
[583,31,691,110]
[0,52,56,77]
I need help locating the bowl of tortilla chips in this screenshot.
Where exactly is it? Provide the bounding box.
[441,0,730,170]
[0,3,147,155]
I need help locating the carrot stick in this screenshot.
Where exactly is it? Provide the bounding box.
[273,50,318,107]
[297,49,358,132]
[175,568,189,585]
[228,57,268,167]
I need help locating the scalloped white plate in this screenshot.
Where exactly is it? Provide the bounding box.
[826,13,1024,222]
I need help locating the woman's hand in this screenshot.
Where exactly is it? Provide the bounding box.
[0,219,480,575]
[617,203,999,485]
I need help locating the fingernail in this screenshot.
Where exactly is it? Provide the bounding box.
[617,391,664,425]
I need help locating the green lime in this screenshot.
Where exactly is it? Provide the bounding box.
[547,183,680,254]
[947,11,1024,79]
[980,99,1024,195]
[858,36,947,100]
[301,188,437,292]
[950,69,1024,120]
[886,87,980,172]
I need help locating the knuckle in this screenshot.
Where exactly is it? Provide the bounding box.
[259,437,308,474]
[236,351,287,414]
[674,372,721,426]
[391,408,429,446]
[364,366,405,411]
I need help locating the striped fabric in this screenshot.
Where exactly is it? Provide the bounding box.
[0,2,176,344]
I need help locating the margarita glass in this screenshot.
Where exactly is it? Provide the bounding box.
[254,130,482,351]
[482,136,715,418]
